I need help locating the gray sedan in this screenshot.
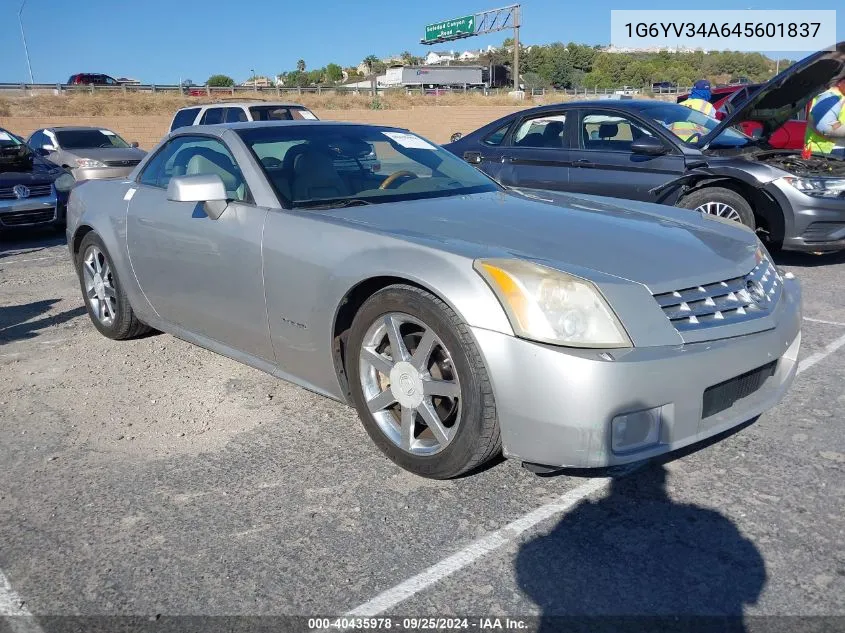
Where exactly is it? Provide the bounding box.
[65,121,802,478]
[27,126,146,181]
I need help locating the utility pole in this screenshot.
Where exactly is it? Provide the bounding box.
[251,68,257,92]
[512,5,520,91]
[18,0,34,85]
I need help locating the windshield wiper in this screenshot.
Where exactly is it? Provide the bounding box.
[293,198,373,210]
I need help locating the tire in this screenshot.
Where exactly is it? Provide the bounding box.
[76,232,150,340]
[346,284,501,479]
[678,186,756,229]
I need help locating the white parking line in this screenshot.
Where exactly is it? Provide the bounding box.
[803,317,845,327]
[0,569,43,632]
[345,327,845,617]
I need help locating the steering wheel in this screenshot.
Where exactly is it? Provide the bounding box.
[261,156,283,168]
[379,170,418,190]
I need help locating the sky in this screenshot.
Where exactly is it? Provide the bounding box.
[0,0,841,84]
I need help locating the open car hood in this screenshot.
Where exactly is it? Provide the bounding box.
[700,41,845,150]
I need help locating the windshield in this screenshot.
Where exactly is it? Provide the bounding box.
[634,103,752,148]
[237,125,500,208]
[56,129,130,150]
[0,128,23,149]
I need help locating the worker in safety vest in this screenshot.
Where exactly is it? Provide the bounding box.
[805,78,845,156]
[679,80,718,118]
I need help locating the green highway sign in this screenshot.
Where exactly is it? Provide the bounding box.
[424,15,475,42]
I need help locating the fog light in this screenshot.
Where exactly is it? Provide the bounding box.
[611,406,663,454]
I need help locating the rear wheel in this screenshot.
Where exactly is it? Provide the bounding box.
[678,186,756,229]
[76,232,150,340]
[346,285,501,479]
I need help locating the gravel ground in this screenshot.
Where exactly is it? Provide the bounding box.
[1,229,844,631]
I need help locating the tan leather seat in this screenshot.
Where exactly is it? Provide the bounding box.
[185,148,246,200]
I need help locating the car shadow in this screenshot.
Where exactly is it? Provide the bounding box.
[0,230,66,259]
[772,249,845,268]
[516,463,766,632]
[0,299,86,344]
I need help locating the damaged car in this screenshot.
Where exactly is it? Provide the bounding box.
[445,41,845,252]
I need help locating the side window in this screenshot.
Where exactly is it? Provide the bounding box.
[483,122,512,146]
[138,136,249,202]
[170,108,200,131]
[580,112,653,152]
[511,113,567,148]
[225,107,248,123]
[29,131,44,148]
[200,108,225,125]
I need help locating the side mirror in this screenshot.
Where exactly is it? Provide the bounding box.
[167,174,228,220]
[450,132,463,142]
[631,136,667,156]
[131,141,139,148]
[36,147,51,157]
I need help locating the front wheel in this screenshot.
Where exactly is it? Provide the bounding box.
[678,186,756,229]
[76,232,150,340]
[346,285,501,479]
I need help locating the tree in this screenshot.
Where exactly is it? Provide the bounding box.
[325,63,343,83]
[363,54,380,75]
[206,74,234,87]
[296,59,306,73]
[522,72,549,91]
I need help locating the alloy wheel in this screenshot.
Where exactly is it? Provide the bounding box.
[82,245,118,327]
[695,201,742,222]
[359,312,461,455]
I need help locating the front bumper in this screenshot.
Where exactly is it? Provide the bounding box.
[0,194,61,229]
[771,181,845,252]
[474,276,802,469]
[72,166,135,181]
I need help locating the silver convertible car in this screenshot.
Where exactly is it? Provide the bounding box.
[66,121,802,478]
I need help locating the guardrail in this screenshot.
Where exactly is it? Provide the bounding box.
[0,82,695,97]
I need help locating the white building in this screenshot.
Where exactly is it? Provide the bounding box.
[424,50,455,65]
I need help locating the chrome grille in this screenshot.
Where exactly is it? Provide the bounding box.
[0,208,56,227]
[654,252,782,332]
[0,183,53,199]
[103,159,141,167]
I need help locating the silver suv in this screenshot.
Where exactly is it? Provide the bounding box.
[169,101,318,132]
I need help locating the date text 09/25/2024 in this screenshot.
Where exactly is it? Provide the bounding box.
[308,617,528,630]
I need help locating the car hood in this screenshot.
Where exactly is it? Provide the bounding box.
[329,189,760,294]
[700,41,845,149]
[0,152,64,184]
[65,147,146,162]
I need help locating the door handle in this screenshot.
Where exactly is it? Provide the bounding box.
[501,156,513,163]
[573,159,595,168]
[463,151,482,165]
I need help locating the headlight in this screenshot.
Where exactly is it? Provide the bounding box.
[474,259,632,348]
[53,173,75,192]
[783,176,845,199]
[74,158,106,169]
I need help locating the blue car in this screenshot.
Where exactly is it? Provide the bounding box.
[0,126,74,233]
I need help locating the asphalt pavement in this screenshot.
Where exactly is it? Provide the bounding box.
[0,229,843,632]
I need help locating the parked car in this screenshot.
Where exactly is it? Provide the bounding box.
[66,120,801,478]
[651,81,677,92]
[0,127,74,232]
[26,127,146,181]
[66,73,120,86]
[446,41,845,253]
[169,101,318,132]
